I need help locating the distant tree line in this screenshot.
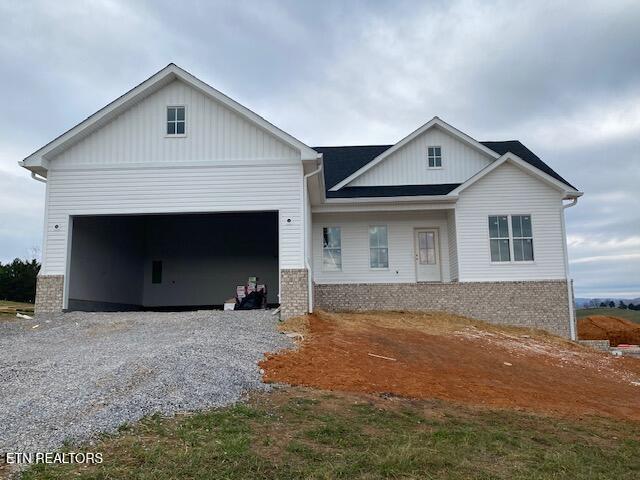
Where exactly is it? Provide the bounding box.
[586,298,639,311]
[0,258,40,303]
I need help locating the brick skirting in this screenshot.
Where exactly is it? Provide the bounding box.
[314,280,571,337]
[280,268,309,319]
[35,275,65,314]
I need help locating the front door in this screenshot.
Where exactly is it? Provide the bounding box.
[414,229,441,282]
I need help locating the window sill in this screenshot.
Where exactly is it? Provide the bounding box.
[369,267,390,271]
[165,134,187,138]
[427,166,443,170]
[490,261,536,265]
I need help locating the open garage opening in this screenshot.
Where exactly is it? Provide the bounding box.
[67,212,279,311]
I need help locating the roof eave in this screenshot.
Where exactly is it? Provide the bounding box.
[328,117,500,191]
[324,194,458,204]
[21,63,318,169]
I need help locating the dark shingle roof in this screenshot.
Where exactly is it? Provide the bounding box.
[314,141,577,198]
[479,141,577,190]
[326,184,460,199]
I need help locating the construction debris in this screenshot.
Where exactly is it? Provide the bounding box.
[368,353,397,361]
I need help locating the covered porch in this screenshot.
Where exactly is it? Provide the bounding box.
[311,208,458,285]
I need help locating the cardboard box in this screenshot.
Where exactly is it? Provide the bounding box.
[224,303,235,311]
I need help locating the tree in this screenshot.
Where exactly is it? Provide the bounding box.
[0,258,40,303]
[629,303,637,311]
[599,302,606,307]
[618,300,628,310]
[608,300,615,308]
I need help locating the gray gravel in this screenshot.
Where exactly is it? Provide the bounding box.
[0,310,292,452]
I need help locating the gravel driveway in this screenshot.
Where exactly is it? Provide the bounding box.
[0,310,291,452]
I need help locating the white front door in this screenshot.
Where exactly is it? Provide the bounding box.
[414,229,441,282]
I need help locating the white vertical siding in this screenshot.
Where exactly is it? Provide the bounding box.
[53,80,299,167]
[41,163,304,275]
[312,211,452,284]
[349,127,492,186]
[455,162,567,281]
[447,209,458,281]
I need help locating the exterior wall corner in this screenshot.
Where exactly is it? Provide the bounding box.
[280,268,309,319]
[34,275,65,314]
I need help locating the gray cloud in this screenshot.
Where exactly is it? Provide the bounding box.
[0,0,638,297]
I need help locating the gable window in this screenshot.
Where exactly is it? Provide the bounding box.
[427,146,442,168]
[167,106,186,135]
[488,215,534,262]
[322,227,342,271]
[369,225,389,269]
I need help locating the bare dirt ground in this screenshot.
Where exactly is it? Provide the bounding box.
[578,315,640,346]
[261,310,640,421]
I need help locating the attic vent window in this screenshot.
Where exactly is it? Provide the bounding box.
[427,146,442,168]
[167,106,186,136]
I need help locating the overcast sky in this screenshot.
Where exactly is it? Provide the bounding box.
[0,0,638,298]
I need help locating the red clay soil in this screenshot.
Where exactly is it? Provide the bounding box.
[260,311,640,421]
[578,315,640,346]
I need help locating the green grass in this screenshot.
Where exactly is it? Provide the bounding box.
[576,307,640,323]
[0,300,34,319]
[20,388,640,480]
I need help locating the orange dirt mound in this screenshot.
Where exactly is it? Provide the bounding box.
[578,315,640,346]
[261,311,640,421]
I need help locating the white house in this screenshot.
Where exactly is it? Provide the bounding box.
[21,64,582,337]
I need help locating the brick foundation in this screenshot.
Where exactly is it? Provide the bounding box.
[314,280,571,337]
[35,275,65,314]
[280,269,309,319]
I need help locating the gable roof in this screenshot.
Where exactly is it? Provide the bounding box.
[479,141,577,190]
[328,117,501,191]
[449,152,583,197]
[20,64,319,175]
[316,141,579,199]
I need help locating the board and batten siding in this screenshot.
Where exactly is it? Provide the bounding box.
[53,79,299,168]
[348,127,493,187]
[41,165,304,275]
[312,211,452,284]
[455,162,567,281]
[40,77,307,277]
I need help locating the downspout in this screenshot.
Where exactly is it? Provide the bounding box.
[561,197,578,340]
[31,172,47,183]
[303,159,323,313]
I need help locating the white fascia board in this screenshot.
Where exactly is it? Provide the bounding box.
[177,66,319,161]
[328,117,500,191]
[20,64,318,173]
[450,153,583,198]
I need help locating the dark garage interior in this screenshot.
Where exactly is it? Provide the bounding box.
[67,212,279,311]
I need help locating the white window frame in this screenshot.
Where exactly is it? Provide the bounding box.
[322,226,342,271]
[369,225,389,270]
[488,214,535,264]
[166,105,187,137]
[427,146,442,169]
[511,214,535,262]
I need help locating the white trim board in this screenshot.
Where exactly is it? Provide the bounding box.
[450,153,583,199]
[21,64,319,174]
[328,117,500,191]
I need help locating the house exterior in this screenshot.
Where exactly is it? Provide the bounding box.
[21,64,582,338]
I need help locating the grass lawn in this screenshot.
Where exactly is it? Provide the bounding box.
[0,300,34,319]
[22,387,640,480]
[576,307,640,323]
